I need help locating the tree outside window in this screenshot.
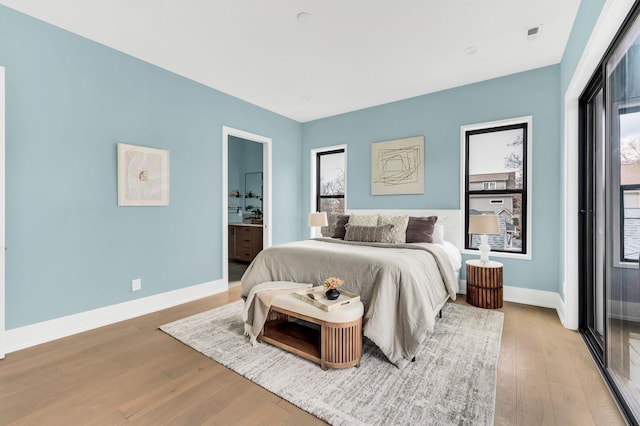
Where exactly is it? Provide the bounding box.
[316,149,345,236]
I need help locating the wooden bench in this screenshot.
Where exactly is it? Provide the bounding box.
[258,293,364,370]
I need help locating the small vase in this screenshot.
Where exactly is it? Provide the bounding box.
[325,288,340,300]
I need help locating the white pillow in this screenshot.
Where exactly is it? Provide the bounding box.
[432,223,445,244]
[377,215,409,243]
[348,214,378,226]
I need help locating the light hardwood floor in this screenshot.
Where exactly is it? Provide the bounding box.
[0,287,626,425]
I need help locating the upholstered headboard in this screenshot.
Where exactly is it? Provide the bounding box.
[346,209,462,250]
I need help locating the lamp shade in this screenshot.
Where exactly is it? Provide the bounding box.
[308,212,328,227]
[468,215,500,235]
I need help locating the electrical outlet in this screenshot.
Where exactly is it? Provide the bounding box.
[132,278,142,292]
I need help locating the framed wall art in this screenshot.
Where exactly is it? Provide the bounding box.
[117,143,170,206]
[371,136,424,195]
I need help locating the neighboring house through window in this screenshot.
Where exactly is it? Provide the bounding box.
[461,116,532,258]
[619,107,640,262]
[311,146,346,236]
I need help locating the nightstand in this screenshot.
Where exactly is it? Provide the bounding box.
[466,259,503,309]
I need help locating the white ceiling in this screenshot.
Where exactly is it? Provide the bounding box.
[0,0,581,122]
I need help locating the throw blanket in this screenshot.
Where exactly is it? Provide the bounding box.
[243,281,312,345]
[241,238,459,369]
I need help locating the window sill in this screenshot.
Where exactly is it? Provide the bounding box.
[613,260,639,269]
[461,248,531,261]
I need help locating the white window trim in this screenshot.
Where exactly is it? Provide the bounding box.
[310,144,347,239]
[460,115,533,260]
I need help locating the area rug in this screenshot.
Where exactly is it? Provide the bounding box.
[160,300,503,426]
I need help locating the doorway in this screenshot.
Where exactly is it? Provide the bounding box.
[222,127,271,287]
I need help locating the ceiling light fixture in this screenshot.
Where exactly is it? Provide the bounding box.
[463,46,478,56]
[297,12,312,23]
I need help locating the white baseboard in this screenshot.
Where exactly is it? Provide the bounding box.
[555,294,567,328]
[5,279,227,353]
[609,300,640,322]
[459,279,567,325]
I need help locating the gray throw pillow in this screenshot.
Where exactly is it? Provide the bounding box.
[331,215,350,239]
[405,216,438,243]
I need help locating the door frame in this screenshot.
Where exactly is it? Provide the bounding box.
[578,71,606,362]
[564,0,637,329]
[222,126,272,285]
[574,2,640,424]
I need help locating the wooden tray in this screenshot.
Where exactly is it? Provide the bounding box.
[293,286,360,311]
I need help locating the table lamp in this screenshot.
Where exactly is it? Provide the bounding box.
[468,214,500,264]
[309,212,328,238]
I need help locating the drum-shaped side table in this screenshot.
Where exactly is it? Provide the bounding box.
[466,259,503,309]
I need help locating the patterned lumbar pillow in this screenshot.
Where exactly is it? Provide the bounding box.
[344,224,395,243]
[377,215,410,243]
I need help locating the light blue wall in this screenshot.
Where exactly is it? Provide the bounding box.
[228,136,263,197]
[244,139,264,175]
[228,137,245,199]
[302,65,561,293]
[0,1,613,329]
[0,6,302,329]
[560,0,607,95]
[557,0,607,298]
[228,135,263,217]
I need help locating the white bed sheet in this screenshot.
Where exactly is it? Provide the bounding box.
[438,240,462,275]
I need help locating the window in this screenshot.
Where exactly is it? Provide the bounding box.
[483,182,497,190]
[462,117,531,257]
[312,147,346,236]
[618,107,640,262]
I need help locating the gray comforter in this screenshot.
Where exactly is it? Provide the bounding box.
[240,238,459,368]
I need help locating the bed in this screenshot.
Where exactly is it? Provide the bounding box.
[240,209,462,368]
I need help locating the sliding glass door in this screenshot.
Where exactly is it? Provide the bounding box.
[580,5,640,424]
[606,14,640,420]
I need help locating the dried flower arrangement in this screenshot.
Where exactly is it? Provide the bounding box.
[323,277,344,290]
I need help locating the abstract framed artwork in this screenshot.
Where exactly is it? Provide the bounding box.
[117,143,170,206]
[371,136,424,195]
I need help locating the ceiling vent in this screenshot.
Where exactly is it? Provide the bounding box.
[527,26,540,41]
